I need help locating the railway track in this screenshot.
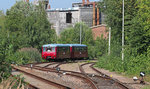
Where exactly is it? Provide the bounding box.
[10,74,38,89]
[21,63,97,89]
[12,65,71,89]
[12,61,130,89]
[79,62,129,89]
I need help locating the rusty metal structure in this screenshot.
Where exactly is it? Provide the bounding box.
[81,0,100,26]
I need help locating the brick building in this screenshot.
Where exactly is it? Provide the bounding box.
[91,24,108,40]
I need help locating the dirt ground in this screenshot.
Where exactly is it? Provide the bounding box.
[96,68,148,89]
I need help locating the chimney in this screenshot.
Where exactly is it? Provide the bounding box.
[48,4,51,9]
[26,0,29,2]
[97,8,100,25]
[93,2,96,26]
[82,0,85,6]
[87,0,90,4]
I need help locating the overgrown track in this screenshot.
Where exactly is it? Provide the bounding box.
[12,65,71,89]
[79,62,129,89]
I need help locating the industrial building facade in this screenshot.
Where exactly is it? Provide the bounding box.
[47,7,94,35]
[46,0,105,35]
[27,0,106,37]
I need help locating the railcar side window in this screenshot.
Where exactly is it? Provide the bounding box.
[82,47,87,52]
[52,47,55,52]
[65,47,70,52]
[58,47,69,52]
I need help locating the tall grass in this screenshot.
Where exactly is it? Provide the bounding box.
[0,76,25,89]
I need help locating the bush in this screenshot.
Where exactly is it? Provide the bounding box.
[8,47,42,65]
[97,46,150,75]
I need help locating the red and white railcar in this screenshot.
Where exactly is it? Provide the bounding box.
[42,44,71,60]
[41,44,88,60]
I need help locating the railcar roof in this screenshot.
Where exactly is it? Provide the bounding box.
[66,44,87,47]
[42,44,87,47]
[42,44,70,47]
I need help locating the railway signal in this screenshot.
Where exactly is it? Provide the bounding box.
[133,72,146,84]
[30,64,33,70]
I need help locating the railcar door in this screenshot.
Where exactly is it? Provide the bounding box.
[80,47,88,58]
[73,46,88,59]
[73,46,80,59]
[42,47,47,59]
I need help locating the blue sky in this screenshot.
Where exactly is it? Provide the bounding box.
[0,0,99,12]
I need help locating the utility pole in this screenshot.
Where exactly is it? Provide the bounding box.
[108,27,111,55]
[80,23,82,44]
[122,0,125,61]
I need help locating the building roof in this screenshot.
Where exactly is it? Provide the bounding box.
[46,7,79,12]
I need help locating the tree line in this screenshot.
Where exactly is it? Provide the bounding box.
[97,0,150,75]
[0,1,56,80]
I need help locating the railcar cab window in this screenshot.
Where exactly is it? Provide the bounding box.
[43,47,46,52]
[47,47,51,52]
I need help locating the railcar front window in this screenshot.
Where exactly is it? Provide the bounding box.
[47,47,51,52]
[43,47,46,52]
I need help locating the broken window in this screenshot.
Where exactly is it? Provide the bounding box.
[66,13,72,23]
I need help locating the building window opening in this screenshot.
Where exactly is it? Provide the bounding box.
[66,13,72,23]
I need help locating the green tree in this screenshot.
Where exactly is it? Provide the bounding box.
[58,23,108,58]
[0,11,11,80]
[127,0,150,54]
[58,23,95,58]
[58,22,94,45]
[97,0,150,75]
[5,1,56,50]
